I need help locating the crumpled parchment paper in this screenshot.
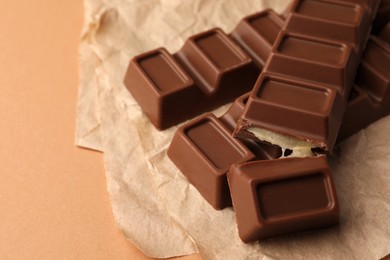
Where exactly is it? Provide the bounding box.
[76,0,390,258]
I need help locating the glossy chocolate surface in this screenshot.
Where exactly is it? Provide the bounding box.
[167,113,256,209]
[228,156,339,242]
[285,0,371,54]
[168,95,282,210]
[339,36,390,140]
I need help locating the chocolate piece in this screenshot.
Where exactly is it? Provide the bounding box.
[264,32,357,97]
[230,9,284,68]
[284,0,371,55]
[228,156,339,242]
[339,36,390,140]
[124,10,284,130]
[167,113,256,209]
[238,72,344,154]
[124,48,203,129]
[338,0,381,20]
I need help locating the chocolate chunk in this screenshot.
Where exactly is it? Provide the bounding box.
[167,113,257,209]
[228,156,339,242]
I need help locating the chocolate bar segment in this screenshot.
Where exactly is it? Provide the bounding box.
[336,0,381,20]
[339,36,390,140]
[228,156,339,242]
[239,73,344,154]
[124,48,203,129]
[285,0,371,55]
[167,113,256,209]
[175,28,257,97]
[265,32,356,96]
[230,10,284,68]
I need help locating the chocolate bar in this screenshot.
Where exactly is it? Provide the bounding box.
[169,34,390,208]
[228,156,339,242]
[169,3,389,212]
[124,10,284,130]
[235,0,374,156]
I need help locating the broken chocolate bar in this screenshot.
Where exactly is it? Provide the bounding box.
[230,0,377,242]
[235,0,374,154]
[124,10,284,130]
[228,156,339,242]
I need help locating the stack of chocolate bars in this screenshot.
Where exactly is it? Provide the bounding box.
[124,0,390,243]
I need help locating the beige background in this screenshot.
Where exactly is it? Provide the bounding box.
[0,1,200,259]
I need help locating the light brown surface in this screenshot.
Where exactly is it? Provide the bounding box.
[0,1,200,259]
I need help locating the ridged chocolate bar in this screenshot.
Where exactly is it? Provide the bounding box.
[124,10,284,130]
[235,0,375,156]
[168,4,389,212]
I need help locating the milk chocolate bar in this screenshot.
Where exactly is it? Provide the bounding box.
[228,156,339,242]
[235,0,374,155]
[168,3,387,211]
[124,10,283,130]
[169,33,389,211]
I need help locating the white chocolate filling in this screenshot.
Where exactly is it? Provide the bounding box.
[248,127,318,158]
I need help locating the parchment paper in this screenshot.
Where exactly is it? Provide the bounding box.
[76,0,390,258]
